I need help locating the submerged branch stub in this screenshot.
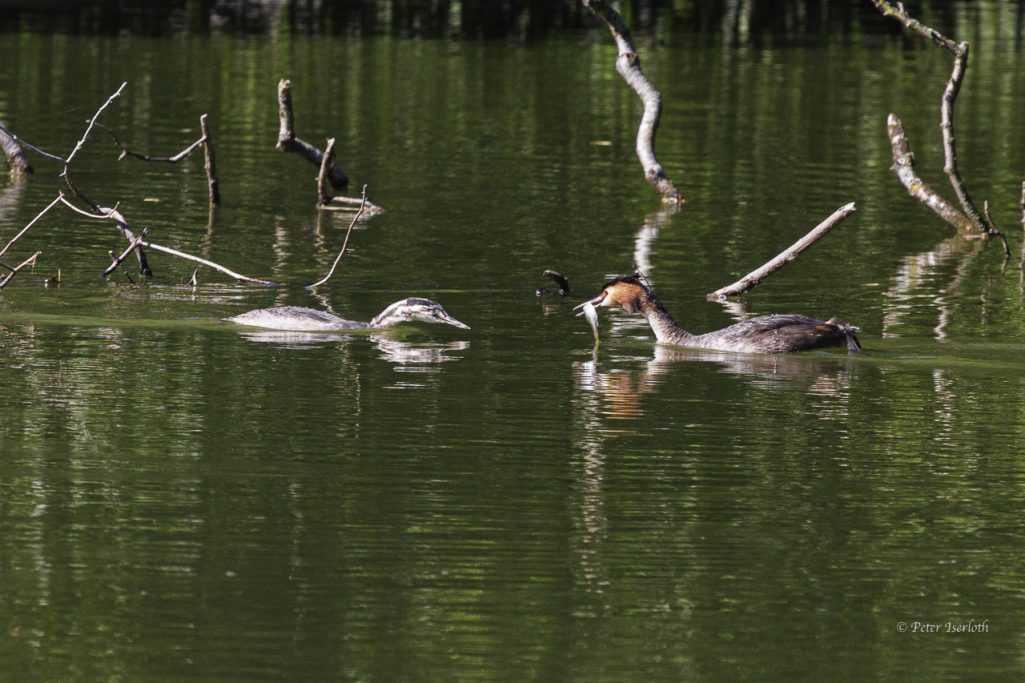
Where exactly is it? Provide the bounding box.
[581,0,681,205]
[706,202,857,301]
[886,114,975,235]
[276,79,348,190]
[200,114,221,205]
[0,122,33,175]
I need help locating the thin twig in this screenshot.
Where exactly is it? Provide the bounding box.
[63,81,127,170]
[0,250,41,289]
[707,202,857,301]
[95,122,205,163]
[581,0,681,204]
[307,184,367,290]
[982,200,1010,258]
[0,195,62,261]
[0,121,65,164]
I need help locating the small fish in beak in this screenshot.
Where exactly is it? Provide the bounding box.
[575,301,601,340]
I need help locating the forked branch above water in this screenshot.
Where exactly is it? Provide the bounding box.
[871,0,1002,242]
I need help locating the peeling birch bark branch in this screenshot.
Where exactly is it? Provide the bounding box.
[1,122,33,174]
[200,114,221,206]
[581,0,681,204]
[871,1,1000,238]
[0,195,62,261]
[707,202,857,301]
[276,79,348,189]
[886,114,974,234]
[307,185,367,290]
[0,251,41,289]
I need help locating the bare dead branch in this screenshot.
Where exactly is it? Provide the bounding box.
[0,250,41,289]
[140,240,275,285]
[707,202,857,301]
[0,195,62,261]
[886,114,974,234]
[581,0,681,204]
[200,114,221,205]
[872,1,998,237]
[276,79,348,189]
[60,193,273,284]
[307,185,367,290]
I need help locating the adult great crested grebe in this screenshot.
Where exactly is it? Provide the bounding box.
[225,298,469,332]
[575,274,860,353]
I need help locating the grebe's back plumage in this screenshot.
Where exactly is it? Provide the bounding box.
[577,274,859,353]
[225,297,469,332]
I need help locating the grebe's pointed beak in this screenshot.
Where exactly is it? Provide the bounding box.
[439,312,471,330]
[573,292,606,312]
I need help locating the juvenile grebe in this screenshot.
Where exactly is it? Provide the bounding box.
[575,274,860,353]
[225,298,469,332]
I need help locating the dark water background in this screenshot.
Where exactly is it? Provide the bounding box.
[2,2,1025,679]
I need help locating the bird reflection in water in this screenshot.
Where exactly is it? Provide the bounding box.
[234,330,469,370]
[575,343,857,426]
